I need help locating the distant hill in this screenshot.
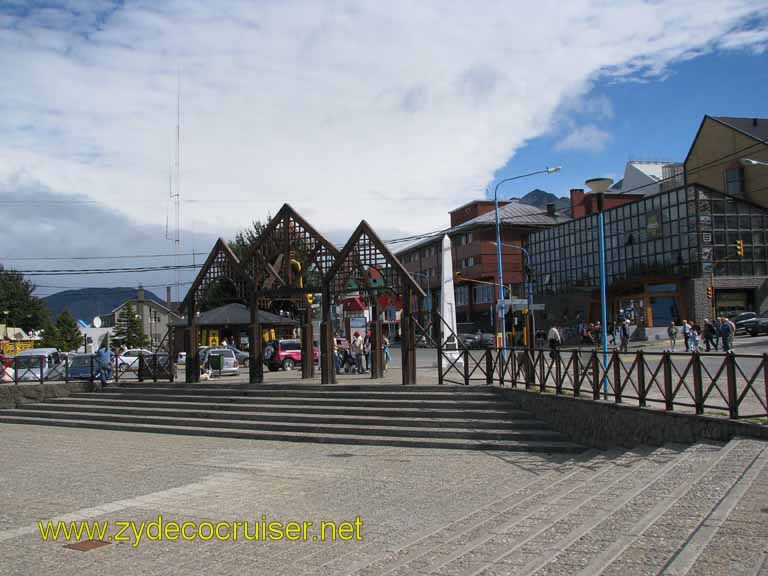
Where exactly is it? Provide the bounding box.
[518,189,569,211]
[43,287,165,322]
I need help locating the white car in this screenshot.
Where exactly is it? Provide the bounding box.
[118,349,153,371]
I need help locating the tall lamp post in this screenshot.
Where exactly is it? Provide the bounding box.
[493,166,561,356]
[491,242,535,347]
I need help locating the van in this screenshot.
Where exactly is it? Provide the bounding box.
[13,348,63,381]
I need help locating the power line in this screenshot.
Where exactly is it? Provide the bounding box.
[1,252,200,261]
[18,264,202,276]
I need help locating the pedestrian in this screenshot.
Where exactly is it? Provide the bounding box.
[619,320,630,352]
[702,319,717,352]
[681,320,691,351]
[383,335,391,368]
[351,331,365,374]
[95,344,114,391]
[363,331,372,373]
[713,318,722,350]
[667,321,678,351]
[719,316,735,352]
[689,323,700,352]
[547,324,561,359]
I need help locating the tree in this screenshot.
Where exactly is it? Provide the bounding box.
[40,317,62,350]
[0,266,50,332]
[228,217,270,262]
[111,302,149,349]
[56,309,83,352]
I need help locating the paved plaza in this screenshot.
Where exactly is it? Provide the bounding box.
[2,423,768,575]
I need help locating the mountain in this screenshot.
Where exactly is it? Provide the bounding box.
[43,287,165,322]
[518,189,569,211]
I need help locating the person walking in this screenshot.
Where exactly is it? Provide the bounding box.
[363,331,372,373]
[702,319,717,352]
[382,335,391,369]
[95,344,115,391]
[351,331,365,374]
[689,323,700,352]
[547,324,561,359]
[619,320,630,352]
[667,322,678,352]
[719,317,735,352]
[681,320,691,352]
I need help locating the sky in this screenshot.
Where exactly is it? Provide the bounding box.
[1,0,767,302]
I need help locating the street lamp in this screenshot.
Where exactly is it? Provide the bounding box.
[493,166,561,356]
[490,242,535,347]
[741,158,768,167]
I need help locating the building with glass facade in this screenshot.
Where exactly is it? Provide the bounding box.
[529,183,768,327]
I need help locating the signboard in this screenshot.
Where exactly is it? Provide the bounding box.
[1,340,34,355]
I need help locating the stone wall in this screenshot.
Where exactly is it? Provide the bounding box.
[0,381,91,409]
[496,388,768,449]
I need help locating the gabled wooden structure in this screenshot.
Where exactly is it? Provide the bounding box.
[181,206,424,385]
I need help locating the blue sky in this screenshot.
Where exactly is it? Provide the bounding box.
[492,49,768,200]
[0,1,767,298]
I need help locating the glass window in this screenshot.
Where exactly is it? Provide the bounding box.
[725,167,745,195]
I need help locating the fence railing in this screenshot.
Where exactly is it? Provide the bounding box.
[437,346,768,421]
[2,352,175,386]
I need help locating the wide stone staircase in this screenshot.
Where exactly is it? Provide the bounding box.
[258,439,768,576]
[0,383,583,453]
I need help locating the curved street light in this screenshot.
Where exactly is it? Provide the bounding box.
[493,166,561,354]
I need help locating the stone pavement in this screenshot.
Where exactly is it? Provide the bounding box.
[1,425,767,575]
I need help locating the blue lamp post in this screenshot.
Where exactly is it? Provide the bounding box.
[493,166,561,356]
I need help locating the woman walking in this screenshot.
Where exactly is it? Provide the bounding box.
[667,321,678,352]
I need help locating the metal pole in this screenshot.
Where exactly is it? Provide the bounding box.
[598,210,609,398]
[494,185,507,358]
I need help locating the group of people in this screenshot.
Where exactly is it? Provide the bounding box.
[335,330,390,374]
[575,319,633,352]
[667,317,736,353]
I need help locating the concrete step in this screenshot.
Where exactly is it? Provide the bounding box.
[330,445,683,576]
[40,396,526,419]
[572,438,768,576]
[0,415,585,452]
[89,386,500,401]
[98,383,493,393]
[13,402,545,429]
[0,408,568,441]
[67,391,512,410]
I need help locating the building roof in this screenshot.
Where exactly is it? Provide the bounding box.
[395,199,569,254]
[173,303,298,327]
[110,298,179,317]
[711,116,768,143]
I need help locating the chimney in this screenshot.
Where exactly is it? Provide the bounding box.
[546,203,556,216]
[570,188,585,219]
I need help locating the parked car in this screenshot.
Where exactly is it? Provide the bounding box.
[66,354,97,379]
[457,333,479,349]
[13,348,63,381]
[729,312,757,335]
[117,349,153,371]
[747,312,768,336]
[264,339,319,371]
[225,345,249,367]
[200,347,239,376]
[0,364,14,382]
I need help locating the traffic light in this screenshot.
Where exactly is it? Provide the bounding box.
[735,239,744,257]
[706,285,713,299]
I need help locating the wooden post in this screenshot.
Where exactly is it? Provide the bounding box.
[613,350,621,403]
[249,301,263,384]
[726,353,738,419]
[186,299,199,383]
[663,351,673,411]
[320,287,335,385]
[401,285,416,385]
[301,305,313,379]
[692,351,703,415]
[637,350,647,407]
[371,300,384,379]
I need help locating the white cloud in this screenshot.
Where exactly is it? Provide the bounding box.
[1,0,767,246]
[555,124,613,153]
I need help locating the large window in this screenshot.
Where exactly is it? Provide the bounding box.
[473,284,495,304]
[455,286,469,306]
[724,167,745,195]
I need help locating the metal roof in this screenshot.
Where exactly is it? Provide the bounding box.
[395,200,569,254]
[174,303,297,327]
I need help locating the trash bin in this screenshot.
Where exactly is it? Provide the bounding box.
[208,353,223,372]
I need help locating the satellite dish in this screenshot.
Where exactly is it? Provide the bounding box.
[92,316,102,328]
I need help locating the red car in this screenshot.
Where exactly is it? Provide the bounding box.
[264,339,319,371]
